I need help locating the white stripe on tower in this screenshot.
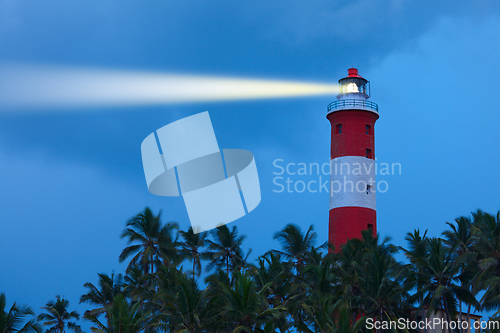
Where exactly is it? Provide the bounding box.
[329,156,376,210]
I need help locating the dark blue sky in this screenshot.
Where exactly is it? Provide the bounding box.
[1,0,500,325]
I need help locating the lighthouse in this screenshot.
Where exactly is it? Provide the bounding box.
[327,68,379,250]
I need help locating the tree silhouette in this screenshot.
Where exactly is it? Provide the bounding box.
[38,296,80,333]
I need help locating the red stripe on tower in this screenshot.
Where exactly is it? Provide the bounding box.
[327,68,379,251]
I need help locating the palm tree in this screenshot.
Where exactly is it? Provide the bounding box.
[122,265,148,301]
[334,237,367,325]
[401,229,431,330]
[85,294,147,333]
[443,216,478,332]
[273,224,322,270]
[299,301,366,333]
[358,233,410,327]
[0,293,41,333]
[415,238,464,333]
[215,270,286,332]
[471,210,500,315]
[203,225,249,275]
[38,296,81,333]
[251,252,292,309]
[178,227,207,280]
[275,225,329,332]
[297,254,338,332]
[150,267,217,333]
[334,230,410,331]
[330,306,367,333]
[145,265,187,333]
[80,273,123,331]
[119,207,179,274]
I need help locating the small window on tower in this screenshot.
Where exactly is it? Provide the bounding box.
[336,124,342,134]
[367,224,374,231]
[366,149,372,159]
[366,124,371,135]
[366,184,372,194]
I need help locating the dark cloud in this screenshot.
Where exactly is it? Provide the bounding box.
[0,0,499,185]
[1,0,499,75]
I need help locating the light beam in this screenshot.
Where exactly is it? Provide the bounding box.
[0,64,339,111]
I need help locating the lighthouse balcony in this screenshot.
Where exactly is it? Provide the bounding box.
[327,99,379,115]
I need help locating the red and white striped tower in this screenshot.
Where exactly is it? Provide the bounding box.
[327,68,379,251]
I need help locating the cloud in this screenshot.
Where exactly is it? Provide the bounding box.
[0,143,189,320]
[2,0,499,76]
[365,14,500,244]
[244,0,500,65]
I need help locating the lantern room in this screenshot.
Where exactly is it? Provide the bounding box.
[337,68,370,100]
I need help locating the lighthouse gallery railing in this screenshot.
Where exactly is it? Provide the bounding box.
[327,99,379,113]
